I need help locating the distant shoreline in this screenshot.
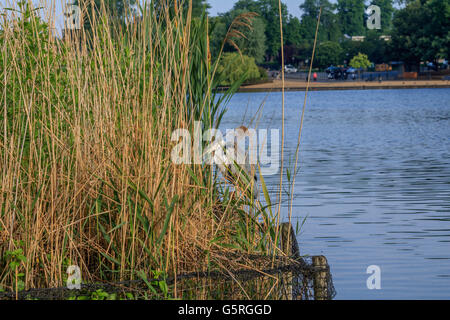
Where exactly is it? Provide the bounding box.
[235,79,450,92]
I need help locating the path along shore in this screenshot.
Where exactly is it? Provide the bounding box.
[238,79,450,92]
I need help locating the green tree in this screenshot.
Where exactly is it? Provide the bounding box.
[390,0,449,71]
[232,0,288,61]
[233,0,260,13]
[209,8,267,64]
[184,0,211,17]
[300,0,325,17]
[349,52,371,69]
[217,53,261,85]
[300,0,342,42]
[73,0,137,28]
[235,14,267,63]
[394,0,416,6]
[285,16,303,46]
[224,9,268,64]
[314,41,343,69]
[425,0,450,61]
[349,52,371,79]
[363,31,390,63]
[342,31,390,64]
[337,0,365,36]
[209,17,228,58]
[256,0,289,61]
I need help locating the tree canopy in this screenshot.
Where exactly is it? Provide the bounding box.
[209,9,267,64]
[315,41,343,68]
[300,0,342,42]
[337,0,365,36]
[390,0,450,70]
[73,0,137,28]
[74,0,447,71]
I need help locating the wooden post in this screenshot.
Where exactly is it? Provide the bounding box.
[312,255,329,300]
[280,222,300,258]
[280,222,300,300]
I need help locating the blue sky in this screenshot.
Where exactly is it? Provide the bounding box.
[208,0,306,18]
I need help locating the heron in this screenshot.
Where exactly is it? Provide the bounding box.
[204,126,259,200]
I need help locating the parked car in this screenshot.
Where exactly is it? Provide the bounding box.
[326,66,348,80]
[284,64,298,73]
[325,66,339,74]
[427,62,438,71]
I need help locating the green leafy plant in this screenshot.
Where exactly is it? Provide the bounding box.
[5,248,27,293]
[137,270,171,300]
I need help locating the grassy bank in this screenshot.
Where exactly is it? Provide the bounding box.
[0,1,286,299]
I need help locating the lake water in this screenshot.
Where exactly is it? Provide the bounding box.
[220,88,450,299]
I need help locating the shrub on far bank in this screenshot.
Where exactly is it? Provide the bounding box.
[349,52,372,70]
[258,66,268,80]
[217,52,261,86]
[314,41,343,70]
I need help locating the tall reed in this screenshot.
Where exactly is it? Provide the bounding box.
[0,0,282,297]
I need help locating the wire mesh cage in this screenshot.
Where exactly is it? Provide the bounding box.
[0,253,335,300]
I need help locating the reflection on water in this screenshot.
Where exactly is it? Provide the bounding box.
[221,88,450,299]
